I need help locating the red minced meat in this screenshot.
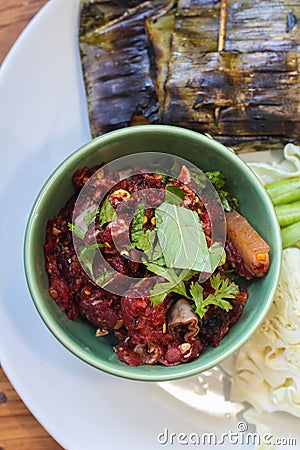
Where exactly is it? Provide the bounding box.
[44,166,249,366]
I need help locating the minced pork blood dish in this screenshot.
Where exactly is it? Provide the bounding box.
[44,162,270,366]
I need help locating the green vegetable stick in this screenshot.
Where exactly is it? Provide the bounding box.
[275,200,300,227]
[265,176,300,205]
[281,221,300,249]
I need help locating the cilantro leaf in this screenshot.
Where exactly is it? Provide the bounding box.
[135,229,156,257]
[217,190,239,212]
[205,171,226,190]
[149,279,188,307]
[149,281,178,307]
[84,207,99,227]
[68,222,85,240]
[78,243,105,278]
[94,270,114,288]
[190,274,237,319]
[210,273,239,299]
[144,261,170,279]
[130,203,145,244]
[68,206,99,241]
[205,170,238,211]
[130,204,157,258]
[145,264,192,307]
[99,196,117,227]
[189,281,204,317]
[144,263,194,284]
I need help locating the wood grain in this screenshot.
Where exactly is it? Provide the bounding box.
[0,4,63,449]
[0,366,62,449]
[0,0,48,64]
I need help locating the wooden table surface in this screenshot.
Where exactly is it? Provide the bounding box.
[0,1,63,448]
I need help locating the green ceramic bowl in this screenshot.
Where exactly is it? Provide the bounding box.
[24,125,281,381]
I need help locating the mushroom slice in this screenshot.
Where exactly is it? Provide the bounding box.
[168,298,200,340]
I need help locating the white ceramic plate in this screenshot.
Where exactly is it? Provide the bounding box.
[0,1,299,449]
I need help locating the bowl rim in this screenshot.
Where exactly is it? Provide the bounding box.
[23,124,282,381]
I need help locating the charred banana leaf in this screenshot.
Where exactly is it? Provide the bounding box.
[79,1,166,137]
[162,0,300,151]
[79,0,300,151]
[145,2,176,121]
[79,1,143,35]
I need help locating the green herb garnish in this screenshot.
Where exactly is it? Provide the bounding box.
[145,265,193,307]
[99,196,117,226]
[130,203,157,258]
[84,207,99,227]
[191,274,237,319]
[130,203,146,245]
[165,184,185,205]
[78,243,113,287]
[149,280,188,307]
[205,170,238,211]
[68,222,85,240]
[68,206,99,241]
[146,260,238,317]
[94,270,114,288]
[207,241,226,269]
[136,229,156,257]
[205,170,226,190]
[155,202,210,271]
[144,263,195,306]
[78,243,105,277]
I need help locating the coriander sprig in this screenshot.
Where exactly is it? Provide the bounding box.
[145,261,238,318]
[190,273,237,319]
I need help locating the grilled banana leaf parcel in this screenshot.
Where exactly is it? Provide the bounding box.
[145,1,176,121]
[79,1,168,136]
[79,0,300,151]
[162,0,300,151]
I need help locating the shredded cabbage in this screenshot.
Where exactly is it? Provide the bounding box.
[249,143,300,185]
[229,248,300,419]
[224,147,300,446]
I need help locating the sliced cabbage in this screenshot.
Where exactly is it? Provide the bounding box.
[249,143,300,185]
[229,248,300,418]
